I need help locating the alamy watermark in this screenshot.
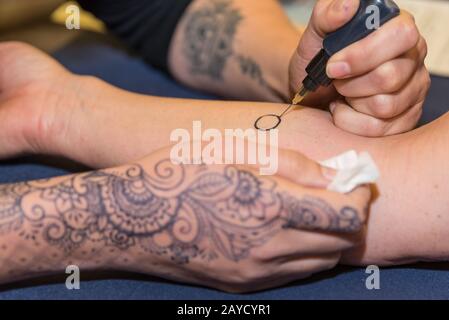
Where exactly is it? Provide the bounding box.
[65,264,80,290]
[170,121,279,175]
[366,4,381,30]
[65,4,81,30]
[365,265,380,290]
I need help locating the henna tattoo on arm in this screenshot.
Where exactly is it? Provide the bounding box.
[183,0,269,88]
[0,160,361,268]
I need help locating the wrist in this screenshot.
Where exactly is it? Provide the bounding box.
[42,74,108,161]
[20,73,88,157]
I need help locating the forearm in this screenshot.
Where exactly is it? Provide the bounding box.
[0,145,364,288]
[0,169,147,284]
[51,75,361,168]
[48,74,449,266]
[168,0,300,102]
[0,152,197,284]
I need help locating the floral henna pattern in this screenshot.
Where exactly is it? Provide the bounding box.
[0,160,362,264]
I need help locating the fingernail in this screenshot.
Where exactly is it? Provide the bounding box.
[321,166,337,182]
[329,102,337,114]
[327,61,351,78]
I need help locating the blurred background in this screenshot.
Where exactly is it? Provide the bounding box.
[0,0,448,76]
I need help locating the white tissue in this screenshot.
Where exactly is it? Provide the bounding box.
[319,150,380,194]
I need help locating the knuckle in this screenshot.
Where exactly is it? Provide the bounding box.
[364,117,389,137]
[312,0,327,20]
[332,107,348,128]
[370,95,395,118]
[419,37,429,60]
[251,247,274,262]
[374,63,400,92]
[399,21,420,49]
[311,8,323,27]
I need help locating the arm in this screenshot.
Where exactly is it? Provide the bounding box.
[54,73,449,267]
[3,42,449,269]
[167,0,299,102]
[79,0,429,136]
[0,146,369,292]
[77,0,300,102]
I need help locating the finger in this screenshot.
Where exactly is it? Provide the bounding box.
[246,253,341,291]
[279,176,371,233]
[333,47,422,98]
[330,99,423,136]
[253,227,364,261]
[275,148,337,189]
[291,0,359,103]
[327,10,420,79]
[234,145,336,189]
[310,0,360,38]
[297,0,360,59]
[345,66,430,118]
[278,252,341,278]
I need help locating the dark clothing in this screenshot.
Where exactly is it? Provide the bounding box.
[78,0,193,71]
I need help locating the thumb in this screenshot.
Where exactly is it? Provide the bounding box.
[309,0,360,40]
[297,0,360,60]
[276,149,336,189]
[290,0,359,102]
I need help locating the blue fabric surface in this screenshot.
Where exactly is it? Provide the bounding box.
[1,38,449,299]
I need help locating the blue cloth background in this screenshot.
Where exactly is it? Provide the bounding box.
[1,37,449,300]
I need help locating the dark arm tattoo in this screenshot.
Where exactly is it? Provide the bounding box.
[183,0,269,88]
[237,55,269,88]
[184,0,242,80]
[0,160,361,267]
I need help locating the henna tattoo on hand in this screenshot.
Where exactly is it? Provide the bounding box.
[0,160,362,266]
[183,0,269,87]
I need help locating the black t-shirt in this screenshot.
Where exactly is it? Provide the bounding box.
[77,0,193,71]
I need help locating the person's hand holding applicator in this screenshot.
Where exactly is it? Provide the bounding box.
[289,0,430,137]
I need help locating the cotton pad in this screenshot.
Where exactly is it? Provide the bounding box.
[319,150,380,194]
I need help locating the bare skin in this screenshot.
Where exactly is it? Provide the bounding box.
[80,0,429,135]
[54,78,449,266]
[0,43,446,269]
[0,144,371,293]
[167,0,429,136]
[0,0,435,291]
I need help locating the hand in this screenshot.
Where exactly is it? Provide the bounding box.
[0,143,371,290]
[0,41,80,158]
[289,0,430,137]
[149,147,371,292]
